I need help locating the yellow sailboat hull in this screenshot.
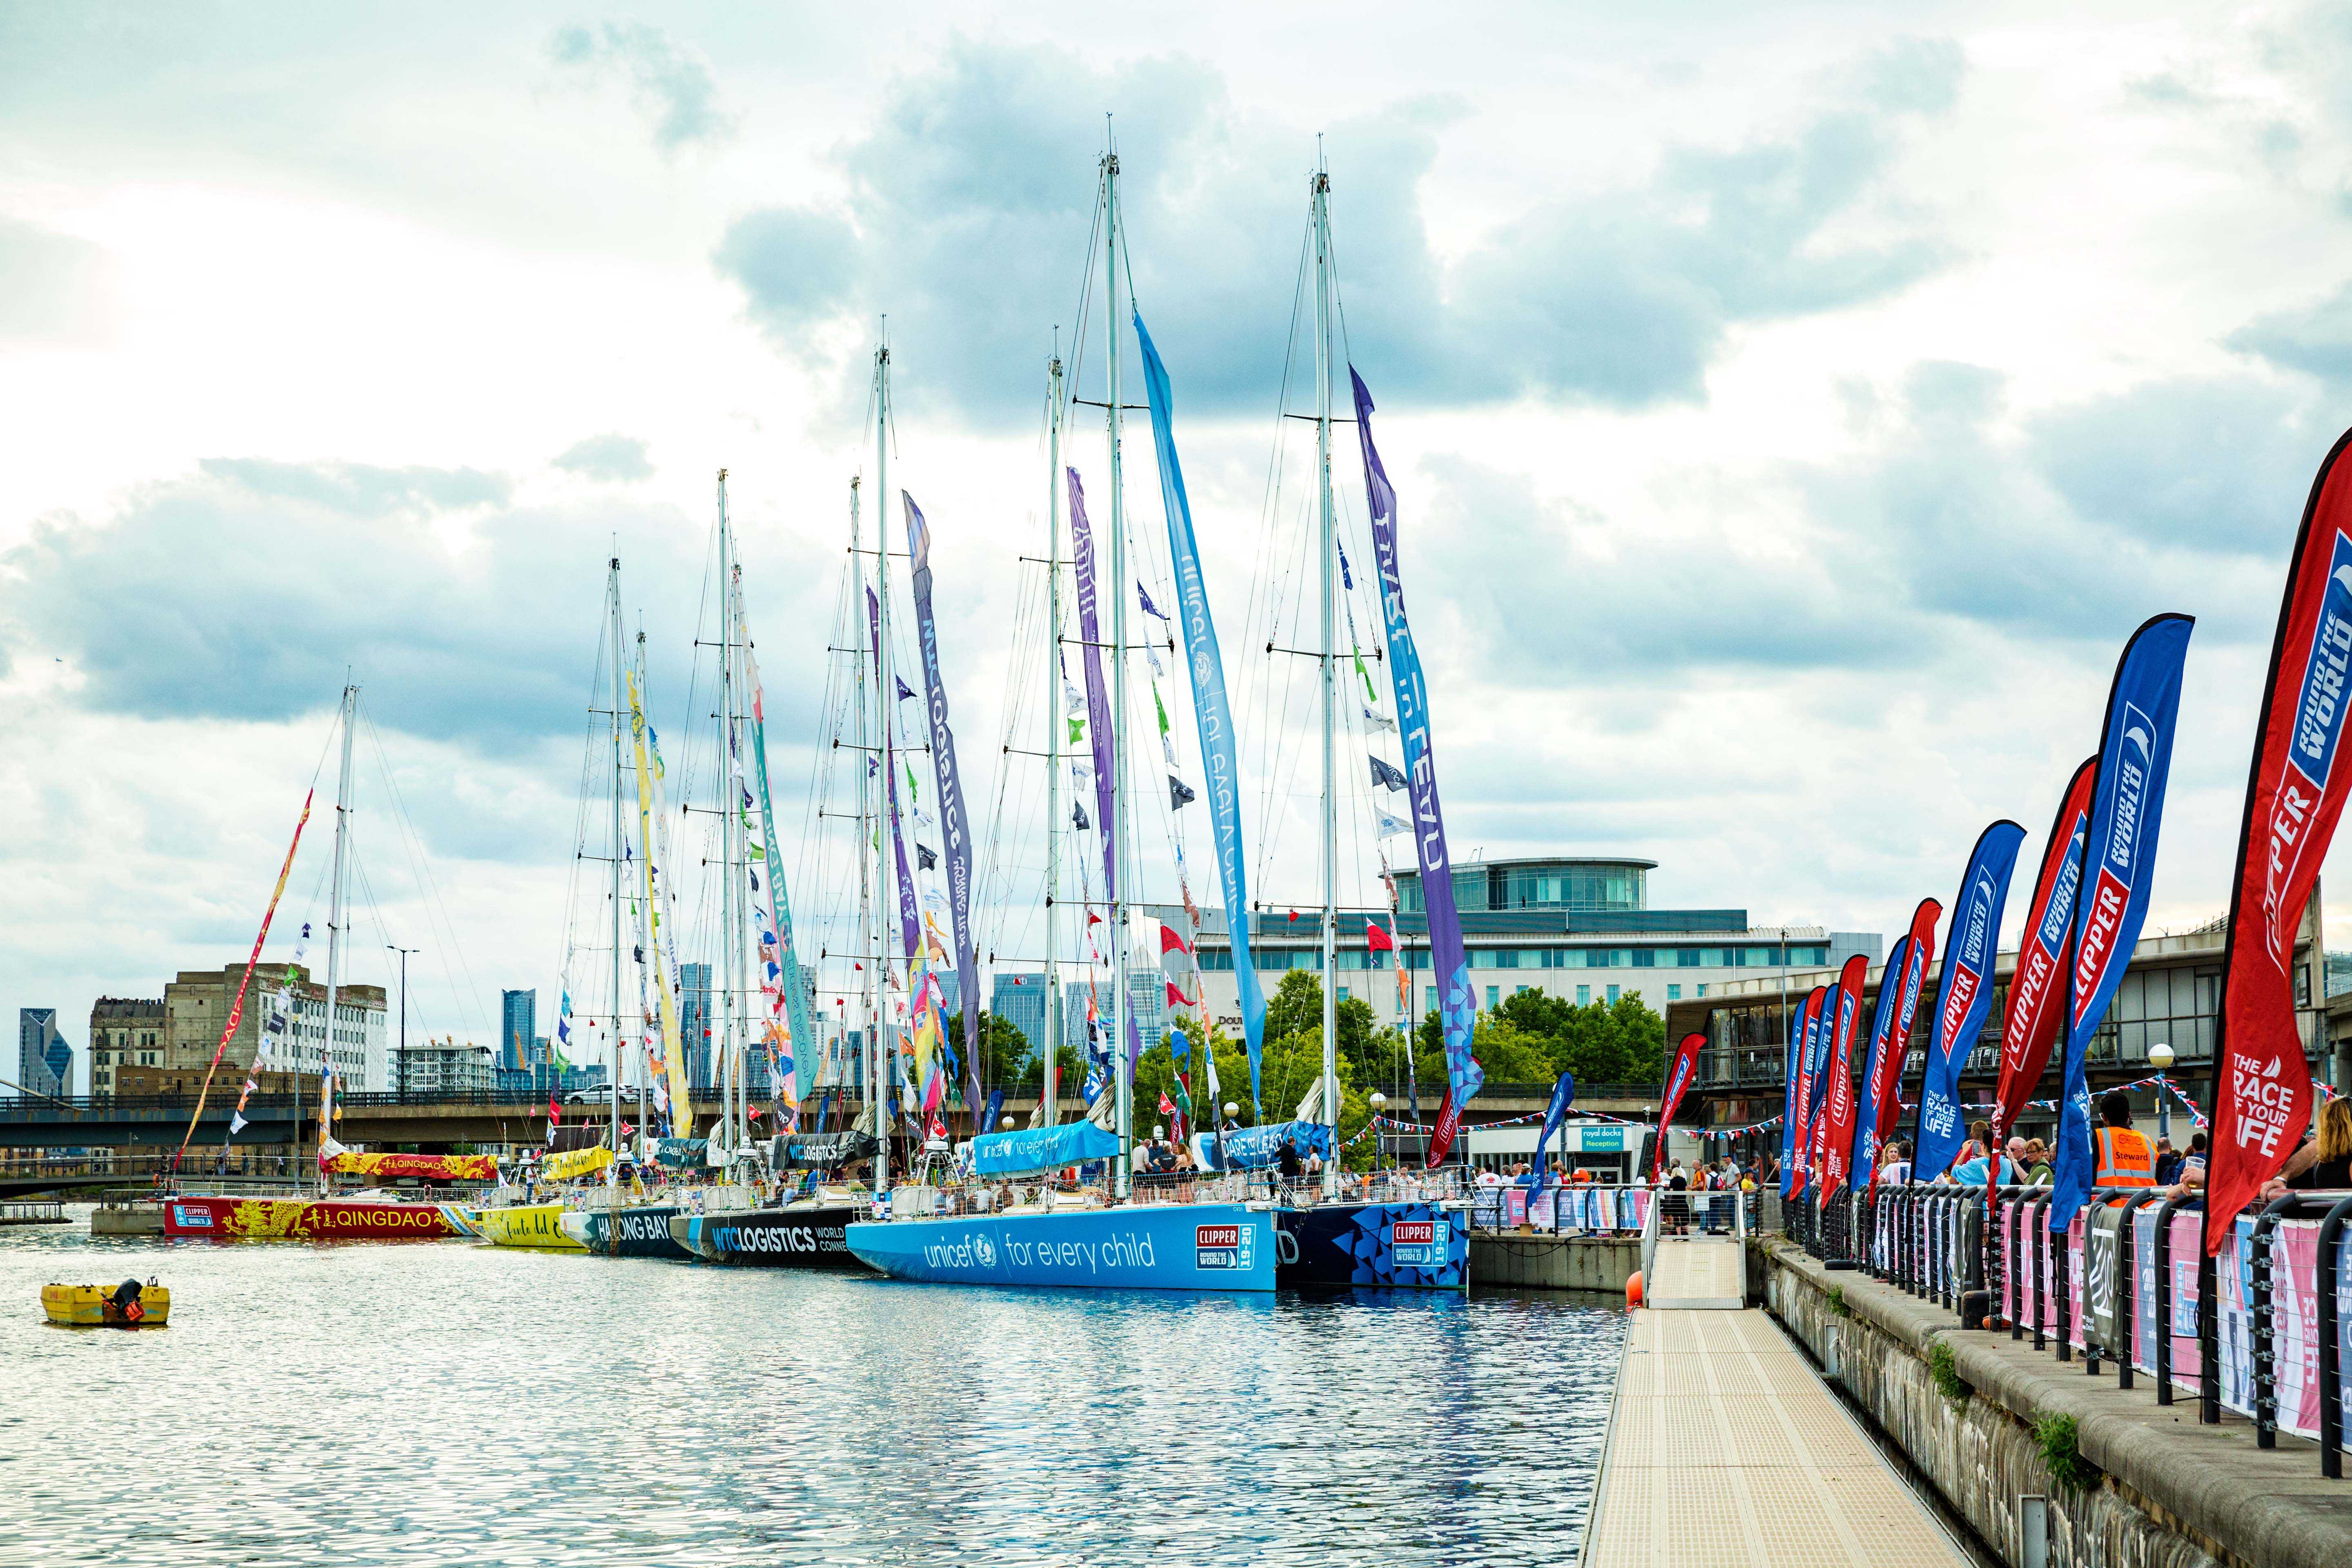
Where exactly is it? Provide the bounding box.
[474,1203,587,1251]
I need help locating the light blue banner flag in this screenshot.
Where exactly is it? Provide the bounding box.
[1913,820,2029,1182]
[2051,613,2194,1232]
[1188,1120,1334,1172]
[1849,936,1908,1191]
[1134,311,1269,1107]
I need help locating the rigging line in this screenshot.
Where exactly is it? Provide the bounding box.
[356,707,489,1035]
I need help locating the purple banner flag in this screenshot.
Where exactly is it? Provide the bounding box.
[1067,470,1119,904]
[866,587,920,967]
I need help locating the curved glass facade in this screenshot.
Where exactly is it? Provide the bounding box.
[1396,859,1652,914]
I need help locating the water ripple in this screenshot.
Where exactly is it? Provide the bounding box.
[4,1208,1622,1566]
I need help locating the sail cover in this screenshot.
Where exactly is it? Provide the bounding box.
[1133,310,1270,1107]
[970,1119,1121,1175]
[1189,1120,1334,1172]
[320,1151,497,1181]
[780,1129,879,1168]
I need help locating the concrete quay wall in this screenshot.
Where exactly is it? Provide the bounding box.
[1760,1239,2352,1568]
[1469,1232,1637,1292]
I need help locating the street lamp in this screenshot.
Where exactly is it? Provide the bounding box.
[387,945,419,1098]
[2150,1042,2174,1141]
[1369,1091,1388,1168]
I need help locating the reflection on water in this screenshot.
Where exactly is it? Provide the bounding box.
[2,1207,1623,1566]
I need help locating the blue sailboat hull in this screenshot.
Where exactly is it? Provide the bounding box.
[845,1203,1275,1292]
[1274,1201,1469,1289]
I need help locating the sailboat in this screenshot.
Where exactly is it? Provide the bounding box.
[843,145,1276,1292]
[163,684,481,1242]
[1256,164,1469,1289]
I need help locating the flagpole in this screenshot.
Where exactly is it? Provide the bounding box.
[1045,349,1065,1133]
[1104,144,1134,1201]
[874,340,898,1198]
[609,556,625,1249]
[1314,163,1340,1199]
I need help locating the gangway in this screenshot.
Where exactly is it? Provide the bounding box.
[1639,1189,1746,1309]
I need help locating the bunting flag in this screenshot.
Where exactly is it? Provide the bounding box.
[2208,441,2352,1250]
[1139,582,1170,621]
[1364,920,1396,953]
[1368,755,1408,791]
[1169,775,1197,810]
[1066,471,1120,906]
[1351,369,1482,1165]
[1654,1033,1704,1180]
[1136,313,1270,1108]
[1866,901,1940,1190]
[1374,808,1411,839]
[1363,704,1397,733]
[895,676,916,701]
[1817,954,1868,1196]
[2049,613,2193,1234]
[735,562,811,1114]
[1993,757,2100,1138]
[1787,986,1828,1198]
[866,587,922,967]
[628,671,693,1134]
[1911,820,2028,1182]
[178,798,313,1174]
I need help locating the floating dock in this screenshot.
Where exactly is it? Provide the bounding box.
[1584,1296,1971,1565]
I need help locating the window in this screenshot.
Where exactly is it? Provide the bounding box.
[1668,984,1682,1001]
[1485,986,1499,1010]
[1577,985,1590,1005]
[1697,984,1708,997]
[1607,985,1619,1004]
[1516,984,1532,996]
[1338,987,1350,1003]
[1632,948,1656,967]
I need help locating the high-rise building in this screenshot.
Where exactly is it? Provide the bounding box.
[935,970,962,1021]
[87,998,163,1098]
[990,972,1047,1058]
[18,1009,71,1098]
[500,990,536,1071]
[680,962,713,1087]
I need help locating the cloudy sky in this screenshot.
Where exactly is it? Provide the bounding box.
[7,3,2352,1087]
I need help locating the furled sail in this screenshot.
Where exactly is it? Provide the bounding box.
[628,672,694,1137]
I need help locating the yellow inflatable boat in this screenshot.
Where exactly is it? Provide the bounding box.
[43,1279,169,1327]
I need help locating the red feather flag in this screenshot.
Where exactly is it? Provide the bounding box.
[1993,757,2100,1138]
[2207,429,2352,1252]
[1817,954,1869,1196]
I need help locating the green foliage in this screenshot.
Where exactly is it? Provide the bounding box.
[2034,1412,2098,1492]
[1413,991,1668,1088]
[944,1009,1033,1098]
[1929,1339,1969,1404]
[1827,1284,1851,1319]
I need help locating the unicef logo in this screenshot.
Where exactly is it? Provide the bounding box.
[972,1233,997,1268]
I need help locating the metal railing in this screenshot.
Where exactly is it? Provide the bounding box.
[1791,1180,2352,1478]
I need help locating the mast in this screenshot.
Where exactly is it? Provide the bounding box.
[718,468,744,1172]
[609,559,625,1237]
[1314,167,1340,1196]
[873,343,897,1195]
[320,681,357,1198]
[849,476,881,1163]
[1045,350,1064,1131]
[1104,147,1133,1200]
[633,627,649,1163]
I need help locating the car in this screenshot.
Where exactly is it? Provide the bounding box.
[563,1084,622,1104]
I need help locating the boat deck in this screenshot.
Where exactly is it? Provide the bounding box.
[1584,1309,1970,1567]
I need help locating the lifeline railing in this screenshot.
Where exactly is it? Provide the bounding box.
[1780,1179,2352,1477]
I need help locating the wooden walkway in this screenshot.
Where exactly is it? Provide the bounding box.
[1584,1309,1971,1567]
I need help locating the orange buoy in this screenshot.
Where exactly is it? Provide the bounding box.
[1626,1270,1643,1308]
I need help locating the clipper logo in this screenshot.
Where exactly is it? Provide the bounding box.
[1196,1222,1252,1270]
[2007,813,2088,1075]
[2075,703,2158,1026]
[2263,534,2352,962]
[1390,1217,1445,1267]
[1938,875,1996,1055]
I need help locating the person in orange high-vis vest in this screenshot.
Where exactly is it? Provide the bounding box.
[2092,1091,2156,1188]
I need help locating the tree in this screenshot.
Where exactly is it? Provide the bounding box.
[1412,993,1667,1089]
[1260,969,1380,1080]
[944,1011,1033,1108]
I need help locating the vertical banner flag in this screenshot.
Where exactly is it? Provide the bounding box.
[1850,936,1908,1191]
[866,589,922,967]
[734,568,814,1111]
[1788,987,1828,1197]
[1351,368,1483,1165]
[1911,821,2027,1182]
[1804,979,1842,1175]
[2209,434,2352,1252]
[1065,471,1120,904]
[628,673,694,1137]
[1530,1070,1579,1188]
[1994,757,2100,1139]
[1133,315,1270,1105]
[1819,954,1869,1196]
[903,494,986,1127]
[1869,900,1942,1188]
[1654,1033,1705,1180]
[2049,614,2194,1233]
[1779,1000,1805,1198]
